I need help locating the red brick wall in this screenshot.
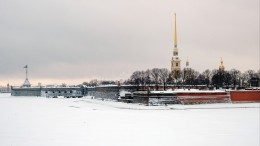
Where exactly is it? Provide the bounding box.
[176,92,229,104]
[176,92,227,96]
[230,91,260,102]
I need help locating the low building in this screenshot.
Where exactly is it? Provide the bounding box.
[0,84,11,93]
[11,86,87,98]
[11,87,41,96]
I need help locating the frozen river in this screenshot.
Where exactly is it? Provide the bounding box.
[0,93,259,146]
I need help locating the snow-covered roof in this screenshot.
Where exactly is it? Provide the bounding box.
[97,84,118,87]
[150,91,175,94]
[138,89,226,94]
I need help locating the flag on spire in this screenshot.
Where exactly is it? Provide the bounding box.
[24,65,28,68]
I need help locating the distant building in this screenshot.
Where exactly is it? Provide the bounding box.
[171,13,181,79]
[22,65,31,88]
[10,65,88,97]
[11,87,41,96]
[219,58,225,72]
[11,86,87,97]
[0,84,11,93]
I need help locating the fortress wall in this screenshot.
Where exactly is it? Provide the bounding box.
[230,90,260,102]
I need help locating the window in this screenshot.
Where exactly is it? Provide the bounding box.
[176,63,178,66]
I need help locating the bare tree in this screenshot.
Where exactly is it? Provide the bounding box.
[211,70,232,88]
[202,69,211,86]
[144,69,152,86]
[82,82,88,86]
[196,74,206,85]
[182,68,189,84]
[139,70,147,90]
[89,79,98,86]
[210,69,218,77]
[229,69,242,88]
[150,68,161,90]
[246,70,256,78]
[241,70,255,87]
[158,68,170,90]
[175,72,183,84]
[130,71,142,89]
[184,68,199,85]
[100,80,116,85]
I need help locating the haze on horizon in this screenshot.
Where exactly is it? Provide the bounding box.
[0,0,259,86]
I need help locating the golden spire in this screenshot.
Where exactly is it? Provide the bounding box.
[219,57,225,71]
[173,13,178,57]
[171,13,181,79]
[174,13,177,48]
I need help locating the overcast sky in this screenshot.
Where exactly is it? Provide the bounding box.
[0,0,259,85]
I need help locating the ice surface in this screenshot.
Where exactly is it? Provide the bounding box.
[0,93,259,146]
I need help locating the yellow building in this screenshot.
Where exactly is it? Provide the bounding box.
[171,13,181,79]
[219,57,225,72]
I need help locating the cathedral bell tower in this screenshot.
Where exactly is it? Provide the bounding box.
[171,13,181,79]
[219,57,225,72]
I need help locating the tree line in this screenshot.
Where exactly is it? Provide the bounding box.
[82,68,259,90]
[125,68,260,90]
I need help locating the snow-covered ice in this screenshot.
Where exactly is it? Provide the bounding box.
[0,93,259,146]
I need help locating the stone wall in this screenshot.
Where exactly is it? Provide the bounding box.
[176,92,230,104]
[133,91,178,105]
[11,87,85,97]
[92,85,138,100]
[86,87,96,97]
[94,86,119,100]
[11,88,41,96]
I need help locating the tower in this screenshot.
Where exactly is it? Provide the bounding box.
[219,57,225,72]
[22,65,31,88]
[183,57,191,83]
[171,13,181,79]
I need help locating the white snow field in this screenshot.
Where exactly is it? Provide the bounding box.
[0,93,259,146]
